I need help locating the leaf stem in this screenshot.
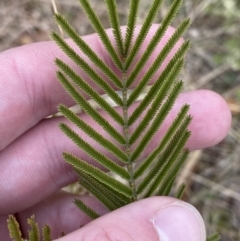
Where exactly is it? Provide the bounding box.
[121,61,137,201]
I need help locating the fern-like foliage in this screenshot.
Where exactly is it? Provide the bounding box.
[7,215,24,241]
[53,0,192,205]
[7,215,52,241]
[7,0,219,240]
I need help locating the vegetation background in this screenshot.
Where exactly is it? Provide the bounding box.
[0,0,239,240]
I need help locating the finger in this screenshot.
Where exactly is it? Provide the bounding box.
[0,195,206,241]
[67,197,206,241]
[0,215,10,240]
[18,192,108,240]
[22,196,206,241]
[0,90,231,215]
[63,197,206,241]
[0,191,108,241]
[0,25,181,150]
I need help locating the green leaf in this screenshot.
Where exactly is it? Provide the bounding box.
[176,183,186,199]
[134,105,191,179]
[78,0,122,69]
[131,81,184,163]
[60,123,129,180]
[54,13,123,89]
[52,32,123,106]
[28,216,40,241]
[59,105,128,163]
[79,172,126,210]
[104,0,124,56]
[159,177,175,196]
[157,150,189,196]
[74,199,100,219]
[43,225,52,241]
[77,169,130,204]
[124,0,140,56]
[128,40,190,126]
[127,18,190,105]
[7,215,24,241]
[56,60,124,126]
[48,0,211,237]
[64,153,132,198]
[144,131,191,197]
[137,126,190,195]
[57,71,125,145]
[125,0,164,69]
[129,59,184,144]
[126,0,186,86]
[137,152,167,195]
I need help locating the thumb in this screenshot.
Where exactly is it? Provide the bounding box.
[57,197,206,241]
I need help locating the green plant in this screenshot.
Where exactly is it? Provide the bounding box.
[7,0,219,240]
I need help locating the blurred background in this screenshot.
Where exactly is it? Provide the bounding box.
[0,0,239,240]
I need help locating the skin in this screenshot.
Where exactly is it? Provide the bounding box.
[0,26,231,240]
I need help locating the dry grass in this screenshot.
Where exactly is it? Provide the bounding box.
[0,0,240,240]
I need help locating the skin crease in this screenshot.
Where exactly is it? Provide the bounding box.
[0,25,231,240]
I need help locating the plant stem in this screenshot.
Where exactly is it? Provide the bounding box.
[121,61,138,202]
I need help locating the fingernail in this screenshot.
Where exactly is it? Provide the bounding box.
[152,201,206,241]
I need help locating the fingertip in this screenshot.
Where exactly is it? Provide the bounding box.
[58,197,206,241]
[152,199,206,241]
[186,89,232,149]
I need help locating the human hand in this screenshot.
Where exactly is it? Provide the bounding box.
[0,26,231,240]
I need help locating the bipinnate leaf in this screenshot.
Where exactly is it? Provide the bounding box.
[125,0,164,69]
[78,0,122,69]
[129,59,185,145]
[157,150,189,196]
[79,172,126,210]
[77,169,130,205]
[104,0,124,56]
[176,183,187,199]
[7,215,24,241]
[137,126,190,195]
[43,225,52,241]
[56,71,125,145]
[127,18,190,105]
[59,123,129,180]
[8,0,217,240]
[59,104,128,163]
[131,81,184,163]
[52,32,123,106]
[143,131,191,197]
[128,40,190,126]
[160,177,176,196]
[28,216,40,241]
[63,153,132,198]
[56,59,124,126]
[134,105,191,179]
[124,0,140,57]
[54,13,123,89]
[74,199,100,219]
[126,0,186,88]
